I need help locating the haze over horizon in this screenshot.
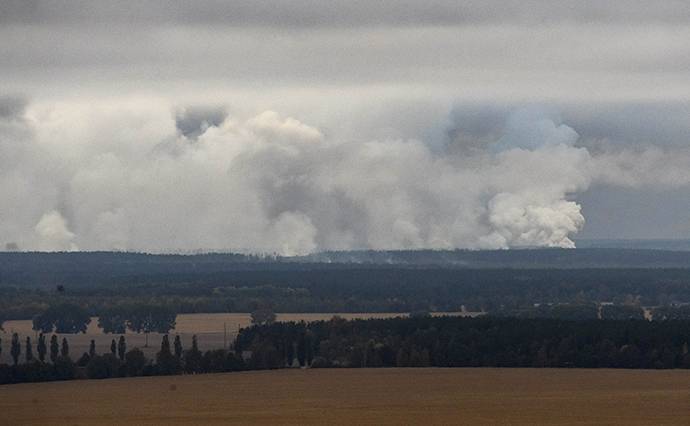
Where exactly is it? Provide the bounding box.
[2,1,690,254]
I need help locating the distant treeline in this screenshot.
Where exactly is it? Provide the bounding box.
[300,247,690,267]
[2,249,690,288]
[5,315,690,385]
[3,267,690,321]
[238,316,690,369]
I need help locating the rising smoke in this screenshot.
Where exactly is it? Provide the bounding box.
[1,97,689,254]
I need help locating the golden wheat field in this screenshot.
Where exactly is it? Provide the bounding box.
[1,368,690,425]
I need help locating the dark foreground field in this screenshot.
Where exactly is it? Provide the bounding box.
[1,368,690,425]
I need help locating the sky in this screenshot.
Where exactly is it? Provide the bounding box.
[1,0,690,253]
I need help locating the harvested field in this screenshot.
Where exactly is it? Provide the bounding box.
[1,368,690,425]
[0,312,472,363]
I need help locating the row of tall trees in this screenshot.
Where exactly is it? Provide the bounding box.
[0,334,245,384]
[1,333,70,365]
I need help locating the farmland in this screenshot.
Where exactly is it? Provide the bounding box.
[2,368,690,425]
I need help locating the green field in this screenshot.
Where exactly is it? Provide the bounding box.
[2,368,690,425]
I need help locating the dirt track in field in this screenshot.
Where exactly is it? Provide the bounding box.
[2,368,690,425]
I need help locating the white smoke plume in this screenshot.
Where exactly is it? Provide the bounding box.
[33,210,77,251]
[1,98,688,254]
[591,146,690,188]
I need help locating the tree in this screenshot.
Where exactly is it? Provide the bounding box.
[10,333,21,365]
[159,335,171,357]
[87,354,120,379]
[396,347,409,367]
[110,339,117,356]
[156,335,179,375]
[37,333,47,362]
[286,339,296,367]
[297,331,307,366]
[117,336,126,362]
[61,337,69,358]
[249,341,282,369]
[50,335,59,363]
[304,330,315,366]
[184,335,202,373]
[89,339,96,358]
[409,310,431,319]
[52,356,76,380]
[364,340,377,367]
[25,337,34,363]
[126,305,177,347]
[201,349,229,372]
[76,352,91,367]
[251,307,276,326]
[601,305,645,320]
[124,348,147,376]
[98,307,128,334]
[174,335,183,360]
[32,303,91,334]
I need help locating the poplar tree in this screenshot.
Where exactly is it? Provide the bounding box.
[25,336,34,362]
[174,335,183,360]
[37,333,47,362]
[160,335,171,357]
[50,335,59,363]
[157,334,177,374]
[184,335,202,373]
[61,337,69,358]
[117,336,126,361]
[10,333,20,365]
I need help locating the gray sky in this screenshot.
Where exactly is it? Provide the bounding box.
[1,0,690,251]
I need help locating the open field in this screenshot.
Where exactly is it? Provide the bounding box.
[0,312,472,363]
[1,368,690,425]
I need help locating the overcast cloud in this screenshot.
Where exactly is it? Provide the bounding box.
[1,1,690,252]
[3,1,690,26]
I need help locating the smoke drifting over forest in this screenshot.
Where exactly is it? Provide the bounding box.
[1,97,689,254]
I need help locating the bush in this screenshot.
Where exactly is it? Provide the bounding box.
[124,348,148,377]
[86,354,121,379]
[76,352,91,367]
[52,356,77,381]
[310,356,330,368]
